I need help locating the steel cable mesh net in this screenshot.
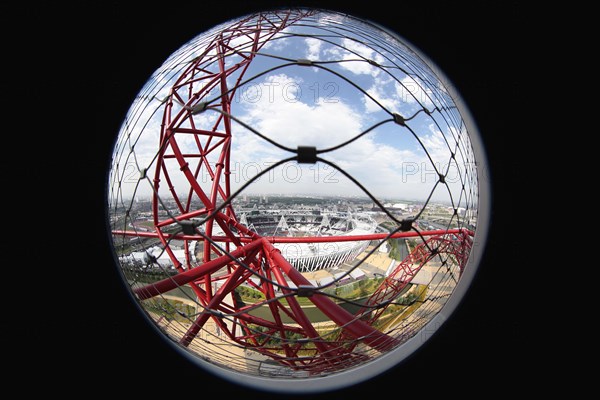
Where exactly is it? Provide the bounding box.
[108,9,483,386]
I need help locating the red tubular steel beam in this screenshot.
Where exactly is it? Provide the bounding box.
[171,127,228,137]
[155,208,208,228]
[180,259,249,347]
[266,252,333,356]
[262,238,399,352]
[362,233,472,327]
[112,228,471,242]
[133,239,262,300]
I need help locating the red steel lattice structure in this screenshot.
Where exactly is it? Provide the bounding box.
[112,9,475,375]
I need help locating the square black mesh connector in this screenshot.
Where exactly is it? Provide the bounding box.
[297,146,318,164]
[190,102,208,115]
[296,285,317,297]
[179,220,196,235]
[392,113,406,126]
[399,218,413,232]
[296,59,314,66]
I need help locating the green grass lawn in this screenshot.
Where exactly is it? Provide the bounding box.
[144,298,196,322]
[234,277,386,306]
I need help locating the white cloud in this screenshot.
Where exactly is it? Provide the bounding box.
[336,38,386,76]
[362,74,436,114]
[421,125,452,165]
[223,72,451,198]
[323,46,342,59]
[413,124,471,202]
[305,37,322,61]
[239,73,361,150]
[317,12,347,26]
[262,31,289,52]
[363,75,400,114]
[396,76,434,108]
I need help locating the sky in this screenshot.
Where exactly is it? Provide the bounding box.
[109,10,479,212]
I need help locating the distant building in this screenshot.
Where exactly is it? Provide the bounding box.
[392,203,407,210]
[379,242,389,253]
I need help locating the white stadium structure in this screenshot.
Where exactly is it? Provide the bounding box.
[119,210,378,273]
[240,210,377,272]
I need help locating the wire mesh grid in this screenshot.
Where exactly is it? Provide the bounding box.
[107,8,481,382]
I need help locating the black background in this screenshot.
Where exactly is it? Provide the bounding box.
[7,1,531,397]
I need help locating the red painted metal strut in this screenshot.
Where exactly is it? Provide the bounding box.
[134,239,263,300]
[362,230,473,327]
[261,238,398,352]
[113,228,473,243]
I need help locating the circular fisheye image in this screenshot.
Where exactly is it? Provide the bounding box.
[107,8,489,394]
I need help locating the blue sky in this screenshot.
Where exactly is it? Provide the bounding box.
[110,11,479,210]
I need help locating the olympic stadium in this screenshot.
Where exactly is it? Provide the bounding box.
[119,208,378,274]
[239,210,377,272]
